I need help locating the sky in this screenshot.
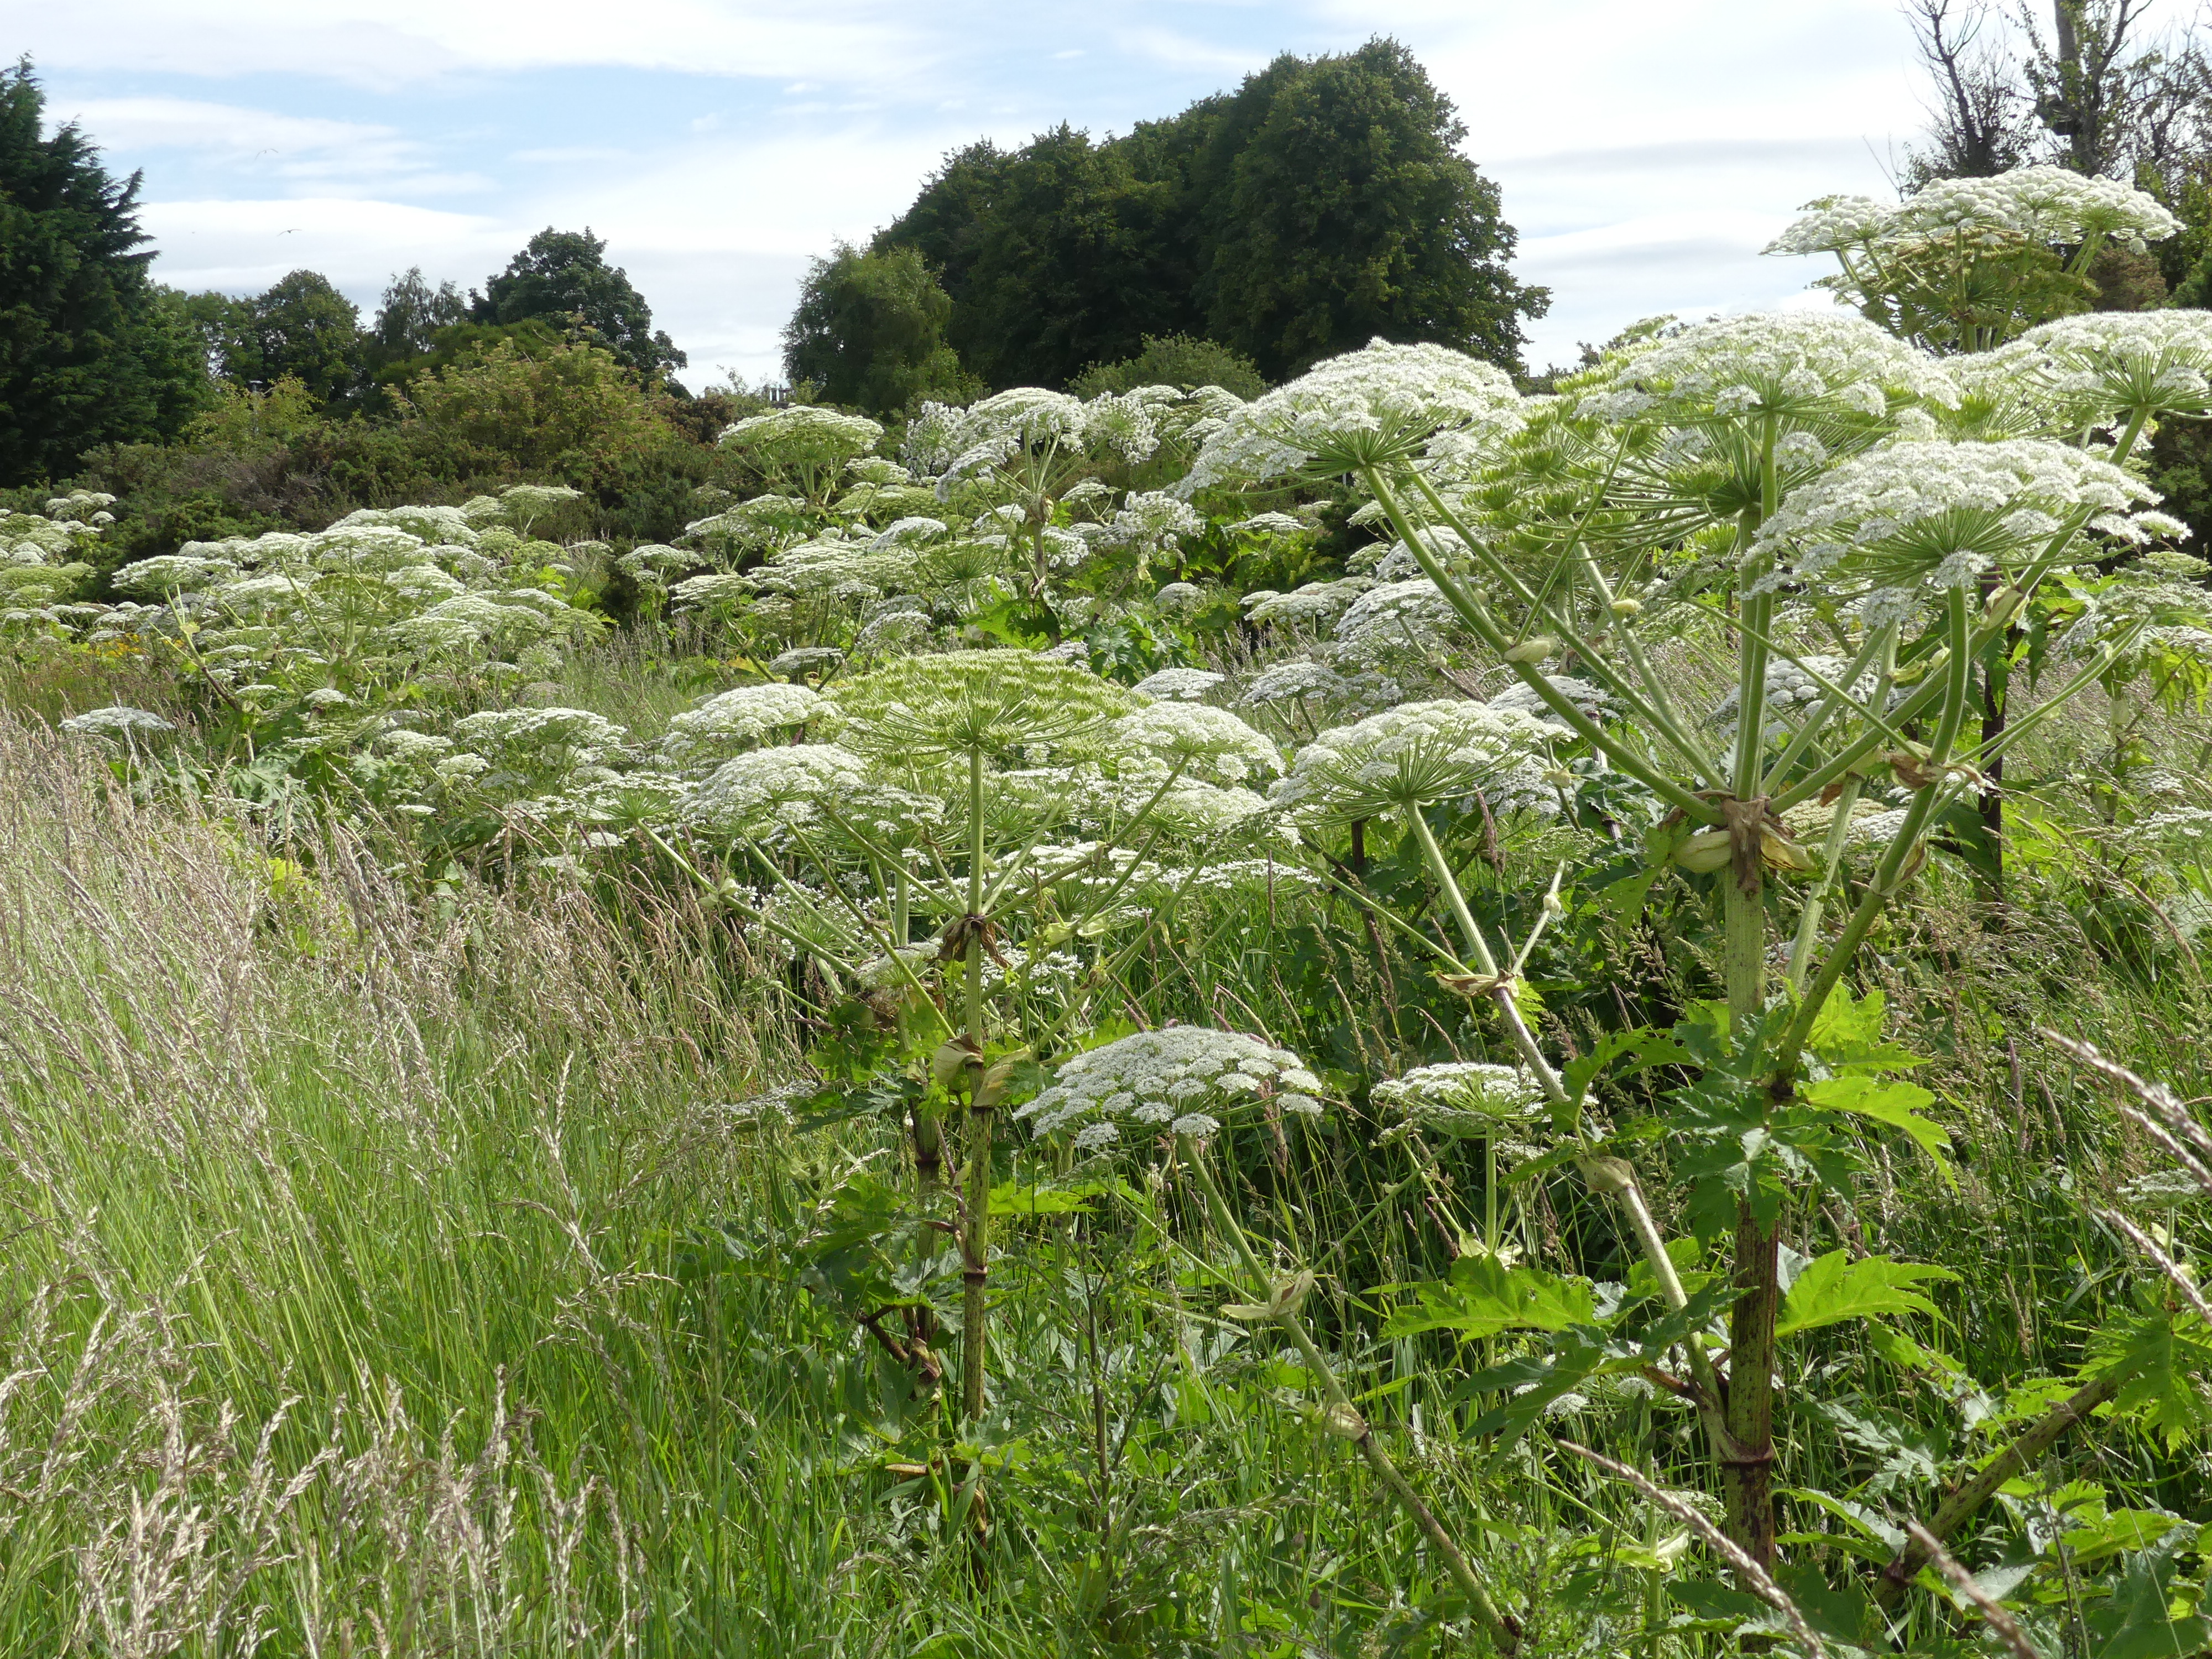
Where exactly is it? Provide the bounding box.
[11,0,1944,386]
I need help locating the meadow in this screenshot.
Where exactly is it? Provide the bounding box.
[3,164,2212,1657]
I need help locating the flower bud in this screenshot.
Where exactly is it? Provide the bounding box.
[1609,597,1644,618]
[1503,635,1557,665]
[1670,829,1734,873]
[1981,585,2027,629]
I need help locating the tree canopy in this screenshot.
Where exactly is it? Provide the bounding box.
[872,38,1547,387]
[472,228,686,378]
[781,242,977,414]
[0,60,209,486]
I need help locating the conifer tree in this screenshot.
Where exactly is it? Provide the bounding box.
[0,59,208,486]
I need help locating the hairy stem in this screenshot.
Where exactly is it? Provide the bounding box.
[1873,1369,2130,1610]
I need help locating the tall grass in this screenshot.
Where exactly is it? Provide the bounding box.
[1,678,2205,1655]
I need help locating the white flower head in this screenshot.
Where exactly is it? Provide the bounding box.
[686,743,868,837]
[1371,1062,1547,1138]
[1177,339,1524,494]
[60,705,174,739]
[659,683,828,767]
[1754,436,2169,608]
[1016,1026,1323,1139]
[1130,667,1226,701]
[1241,660,1350,706]
[1272,699,1555,823]
[1574,311,1957,426]
[1111,701,1282,785]
[721,405,884,467]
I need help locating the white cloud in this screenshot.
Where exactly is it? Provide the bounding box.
[45,0,1949,380]
[20,0,935,88]
[48,97,481,196]
[139,196,513,307]
[1113,27,1271,76]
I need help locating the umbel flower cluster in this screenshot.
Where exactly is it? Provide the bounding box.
[1766,166,2182,257]
[1015,1027,1324,1147]
[30,165,2212,1211]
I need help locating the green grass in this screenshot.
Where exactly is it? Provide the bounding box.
[1,678,2208,1657]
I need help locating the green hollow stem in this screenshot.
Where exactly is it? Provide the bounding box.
[1363,471,1718,821]
[1719,429,1784,1574]
[1872,1368,2131,1610]
[1403,807,1565,1103]
[1785,778,1866,995]
[1600,1166,1737,1464]
[1399,465,1715,773]
[1761,622,1898,790]
[1718,868,1777,1570]
[1181,1139,1522,1655]
[1772,504,2103,812]
[1771,588,1975,1085]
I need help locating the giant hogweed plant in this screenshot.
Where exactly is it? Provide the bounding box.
[1161,309,2212,1643]
[651,648,1298,1423]
[1765,164,2182,354]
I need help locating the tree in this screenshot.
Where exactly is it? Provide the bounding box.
[472,228,685,378]
[249,270,361,400]
[366,267,466,371]
[398,337,667,478]
[0,60,211,486]
[1194,41,1547,378]
[870,38,1544,388]
[175,272,363,402]
[781,242,977,414]
[1901,0,2038,185]
[1070,333,1266,399]
[883,127,1186,388]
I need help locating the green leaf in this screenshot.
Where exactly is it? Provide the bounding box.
[2085,1535,2211,1659]
[2088,1305,2212,1450]
[1600,863,1664,926]
[987,1177,1141,1216]
[1775,1250,1957,1338]
[1380,1254,1597,1340]
[1803,1074,1955,1184]
[1806,984,1924,1074]
[1562,1024,1690,1115]
[1865,1321,1963,1377]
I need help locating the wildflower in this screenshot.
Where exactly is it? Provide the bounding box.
[1242,660,1349,706]
[720,406,885,469]
[1754,437,2171,614]
[1090,491,1204,557]
[1766,166,2179,255]
[1371,1062,1546,1138]
[687,743,869,837]
[1572,311,1957,426]
[1488,675,1613,728]
[1130,667,1225,701]
[1333,578,1469,662]
[1248,579,1375,627]
[870,516,949,550]
[1016,1026,1323,1139]
[1154,581,1206,615]
[59,705,174,738]
[1178,338,1524,493]
[1110,702,1282,785]
[2005,310,2212,430]
[1272,700,1554,823]
[659,684,828,768]
[831,649,1142,763]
